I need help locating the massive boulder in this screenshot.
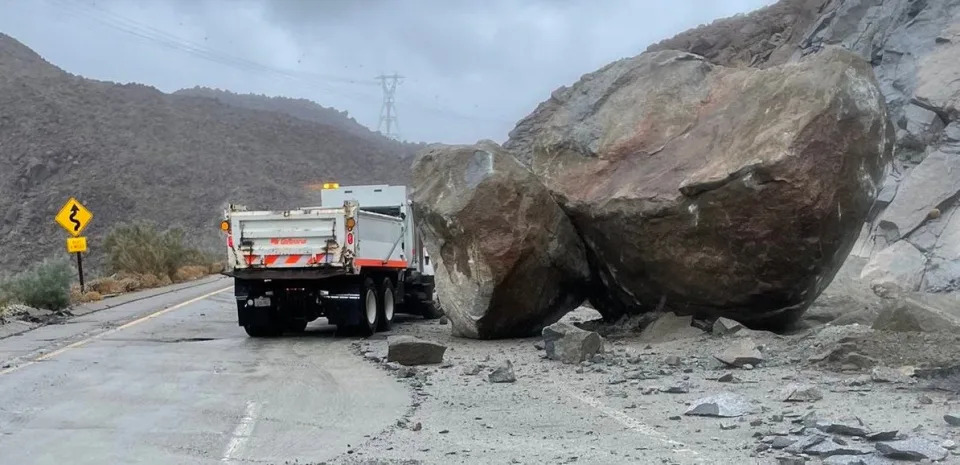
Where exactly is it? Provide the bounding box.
[410,141,589,339]
[648,0,960,295]
[505,47,893,326]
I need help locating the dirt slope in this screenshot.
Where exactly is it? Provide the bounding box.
[0,33,412,273]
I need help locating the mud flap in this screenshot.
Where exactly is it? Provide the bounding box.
[238,303,274,328]
[322,294,362,327]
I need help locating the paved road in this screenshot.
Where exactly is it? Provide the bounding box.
[0,278,410,465]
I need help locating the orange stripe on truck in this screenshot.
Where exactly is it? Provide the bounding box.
[264,255,279,266]
[285,255,302,265]
[355,258,408,269]
[244,255,259,265]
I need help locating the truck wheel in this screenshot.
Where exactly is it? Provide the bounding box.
[418,291,444,320]
[285,319,308,333]
[358,276,381,336]
[242,306,284,337]
[244,323,280,338]
[419,300,444,320]
[378,277,396,331]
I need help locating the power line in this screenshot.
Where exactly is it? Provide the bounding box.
[48,0,379,93]
[375,73,403,139]
[47,0,517,130]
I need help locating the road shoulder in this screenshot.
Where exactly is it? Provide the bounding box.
[0,277,232,372]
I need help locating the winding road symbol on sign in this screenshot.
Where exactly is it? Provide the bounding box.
[55,198,93,237]
[69,205,81,232]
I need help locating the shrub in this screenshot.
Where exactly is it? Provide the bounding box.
[69,287,84,303]
[104,221,214,280]
[116,277,142,293]
[89,277,124,295]
[1,259,73,310]
[0,286,13,310]
[174,265,208,282]
[208,262,225,274]
[0,290,11,318]
[138,273,163,288]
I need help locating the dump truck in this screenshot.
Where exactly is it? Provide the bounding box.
[220,184,441,337]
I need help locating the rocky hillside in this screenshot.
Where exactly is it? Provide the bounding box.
[649,0,960,295]
[0,33,413,273]
[173,87,426,154]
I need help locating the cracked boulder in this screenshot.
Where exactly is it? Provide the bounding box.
[505,47,893,326]
[875,150,960,243]
[542,322,604,364]
[899,103,945,151]
[410,141,589,339]
[860,240,927,295]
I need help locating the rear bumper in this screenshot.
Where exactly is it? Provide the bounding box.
[233,276,363,328]
[224,267,348,281]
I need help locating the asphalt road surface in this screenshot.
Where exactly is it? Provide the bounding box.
[0,277,409,465]
[7,278,954,465]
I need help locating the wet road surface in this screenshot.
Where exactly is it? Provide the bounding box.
[0,278,409,465]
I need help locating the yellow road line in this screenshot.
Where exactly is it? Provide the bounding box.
[0,286,232,376]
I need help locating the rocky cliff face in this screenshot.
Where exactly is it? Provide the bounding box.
[650,0,960,295]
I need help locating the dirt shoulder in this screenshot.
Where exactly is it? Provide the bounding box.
[0,274,227,340]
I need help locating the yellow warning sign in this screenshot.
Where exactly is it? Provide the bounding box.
[55,197,93,237]
[66,236,88,253]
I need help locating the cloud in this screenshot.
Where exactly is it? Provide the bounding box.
[1,0,774,143]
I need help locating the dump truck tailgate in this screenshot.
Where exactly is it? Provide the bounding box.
[227,208,345,269]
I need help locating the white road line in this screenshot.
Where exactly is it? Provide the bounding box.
[561,386,703,461]
[0,286,232,376]
[221,400,261,464]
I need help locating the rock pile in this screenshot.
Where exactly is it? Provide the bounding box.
[412,46,892,338]
[754,415,950,463]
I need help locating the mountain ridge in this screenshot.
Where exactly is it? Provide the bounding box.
[0,33,414,273]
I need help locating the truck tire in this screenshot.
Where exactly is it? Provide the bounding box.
[285,319,308,333]
[358,276,381,336]
[239,299,284,337]
[378,277,396,331]
[244,322,281,337]
[419,300,444,320]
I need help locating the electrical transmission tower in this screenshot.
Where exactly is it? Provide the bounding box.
[375,73,404,139]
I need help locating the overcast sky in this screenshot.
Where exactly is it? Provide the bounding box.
[1,0,774,143]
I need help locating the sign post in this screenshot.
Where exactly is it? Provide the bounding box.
[56,198,93,292]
